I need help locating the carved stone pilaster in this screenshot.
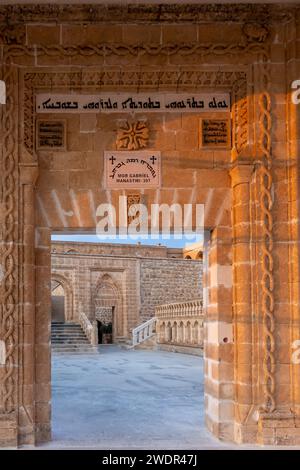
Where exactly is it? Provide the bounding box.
[230,164,254,188]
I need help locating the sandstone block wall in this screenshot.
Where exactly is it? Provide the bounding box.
[2,2,300,448]
[140,258,202,321]
[51,241,203,336]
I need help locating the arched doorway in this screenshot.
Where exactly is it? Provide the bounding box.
[51,280,65,323]
[93,275,123,343]
[51,274,74,323]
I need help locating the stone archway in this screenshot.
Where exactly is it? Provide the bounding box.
[51,273,74,323]
[51,280,65,323]
[0,4,299,448]
[93,274,123,340]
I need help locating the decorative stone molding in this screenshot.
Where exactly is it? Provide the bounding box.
[0,4,293,25]
[1,61,17,414]
[258,52,275,414]
[0,24,25,45]
[242,23,269,43]
[22,68,248,159]
[116,121,149,150]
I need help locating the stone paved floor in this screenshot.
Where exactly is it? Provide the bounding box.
[37,346,292,450]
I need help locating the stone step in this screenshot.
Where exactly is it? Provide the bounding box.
[53,344,94,351]
[51,335,89,340]
[52,325,82,327]
[52,347,98,354]
[51,332,84,336]
[51,334,86,337]
[51,340,90,344]
[52,351,98,355]
[51,338,87,341]
[51,328,82,332]
[50,322,96,353]
[51,332,86,335]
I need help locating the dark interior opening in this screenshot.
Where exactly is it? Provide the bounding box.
[97,320,103,344]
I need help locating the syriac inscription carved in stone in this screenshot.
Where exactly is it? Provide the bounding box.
[36,93,230,114]
[36,120,66,150]
[200,119,231,148]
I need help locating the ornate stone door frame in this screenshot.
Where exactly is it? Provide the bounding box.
[0,40,276,446]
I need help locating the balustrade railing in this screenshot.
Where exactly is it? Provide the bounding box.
[79,311,97,346]
[155,299,203,348]
[132,317,156,347]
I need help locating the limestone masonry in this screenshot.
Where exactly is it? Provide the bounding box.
[1,1,300,448]
[51,241,202,335]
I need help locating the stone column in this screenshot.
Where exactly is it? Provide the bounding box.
[0,63,19,447]
[34,225,51,443]
[204,225,234,441]
[18,165,38,445]
[230,164,256,443]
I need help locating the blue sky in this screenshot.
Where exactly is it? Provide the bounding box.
[51,233,203,248]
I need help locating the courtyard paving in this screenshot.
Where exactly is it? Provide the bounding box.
[39,346,273,450]
[41,346,226,449]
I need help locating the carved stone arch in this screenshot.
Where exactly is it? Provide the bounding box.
[178,320,184,344]
[93,273,124,338]
[159,321,166,343]
[166,321,172,343]
[51,272,74,322]
[193,320,199,345]
[172,321,178,343]
[186,321,192,344]
[65,249,78,255]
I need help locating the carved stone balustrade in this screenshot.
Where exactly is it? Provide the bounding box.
[155,300,203,355]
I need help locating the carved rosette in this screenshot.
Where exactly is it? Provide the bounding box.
[117,121,149,150]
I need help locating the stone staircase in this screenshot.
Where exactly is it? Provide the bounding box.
[51,322,98,354]
[123,317,157,350]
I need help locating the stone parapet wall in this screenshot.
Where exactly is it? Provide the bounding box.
[156,299,204,355]
[52,241,180,258]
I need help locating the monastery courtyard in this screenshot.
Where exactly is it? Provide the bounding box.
[48,347,220,450]
[30,346,283,451]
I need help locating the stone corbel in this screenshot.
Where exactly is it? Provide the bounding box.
[231,144,255,165]
[229,163,254,188]
[19,163,39,186]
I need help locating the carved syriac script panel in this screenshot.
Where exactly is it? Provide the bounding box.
[104,151,161,189]
[36,120,66,150]
[36,93,230,113]
[200,118,231,148]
